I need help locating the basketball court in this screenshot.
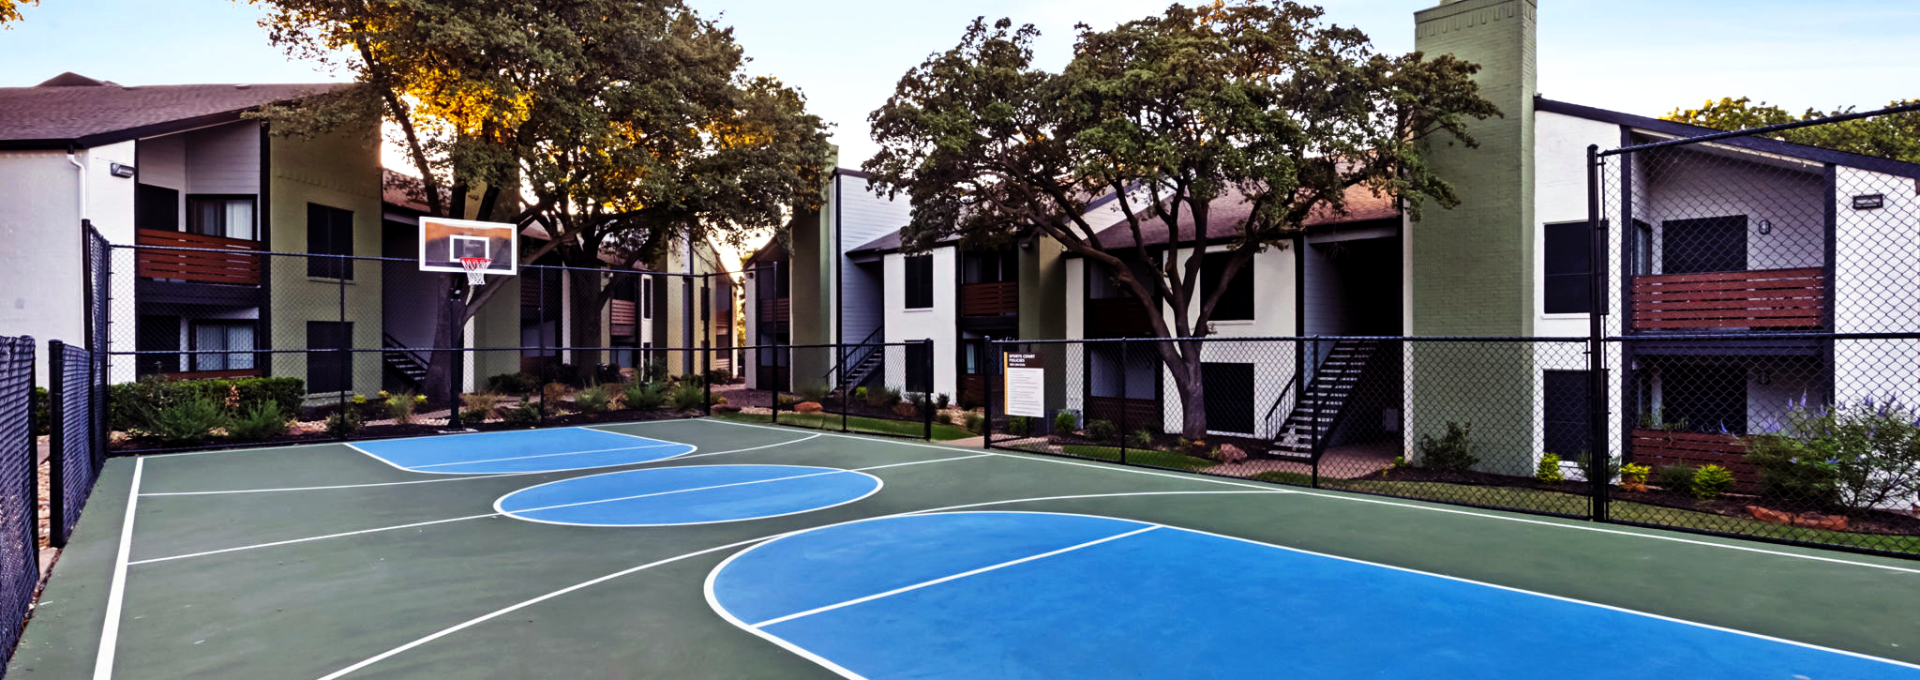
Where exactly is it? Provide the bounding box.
[9,418,1920,679]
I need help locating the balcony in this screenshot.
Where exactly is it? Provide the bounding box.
[611,299,638,337]
[1630,268,1825,332]
[758,297,791,324]
[136,229,262,287]
[960,281,1019,317]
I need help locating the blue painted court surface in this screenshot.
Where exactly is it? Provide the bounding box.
[709,512,1920,680]
[349,427,695,474]
[495,464,882,526]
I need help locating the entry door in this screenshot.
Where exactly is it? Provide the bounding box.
[1201,362,1255,434]
[1661,216,1747,274]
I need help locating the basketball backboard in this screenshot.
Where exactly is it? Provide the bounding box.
[419,217,518,277]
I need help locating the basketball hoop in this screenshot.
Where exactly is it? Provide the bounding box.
[458,256,492,286]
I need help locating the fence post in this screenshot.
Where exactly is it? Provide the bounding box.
[982,337,994,450]
[1309,337,1320,489]
[922,339,934,441]
[1118,339,1128,465]
[1587,144,1611,523]
[771,341,781,427]
[839,343,849,433]
[336,268,348,439]
[702,277,712,417]
[22,338,38,571]
[47,341,65,548]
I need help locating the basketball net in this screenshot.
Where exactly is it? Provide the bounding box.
[458,256,492,286]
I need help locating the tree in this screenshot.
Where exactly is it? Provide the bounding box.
[864,1,1496,438]
[1665,96,1920,163]
[249,0,830,396]
[0,0,36,28]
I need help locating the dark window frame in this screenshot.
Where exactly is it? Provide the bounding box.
[904,254,935,310]
[186,194,258,241]
[306,203,356,280]
[1544,221,1592,314]
[1542,370,1591,457]
[306,320,354,393]
[1199,251,1255,322]
[188,319,259,372]
[904,340,933,393]
[135,183,180,233]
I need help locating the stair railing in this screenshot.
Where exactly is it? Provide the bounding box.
[823,325,886,390]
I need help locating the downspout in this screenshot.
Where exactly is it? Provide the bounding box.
[67,144,87,222]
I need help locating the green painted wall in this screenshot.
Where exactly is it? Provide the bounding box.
[1409,0,1539,472]
[264,126,383,400]
[471,275,521,381]
[787,198,831,392]
[1020,234,1069,413]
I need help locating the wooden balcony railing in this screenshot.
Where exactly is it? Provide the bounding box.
[611,299,638,337]
[758,297,791,323]
[1630,268,1825,331]
[1630,429,1759,493]
[136,229,262,286]
[961,281,1019,317]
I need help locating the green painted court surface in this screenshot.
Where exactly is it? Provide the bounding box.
[8,418,1920,679]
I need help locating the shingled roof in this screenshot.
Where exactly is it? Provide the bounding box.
[1085,184,1400,251]
[0,73,349,150]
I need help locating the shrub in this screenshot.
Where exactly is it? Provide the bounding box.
[957,391,979,411]
[385,392,418,425]
[1576,453,1617,485]
[503,401,540,427]
[543,382,570,408]
[461,392,504,414]
[376,390,391,401]
[575,384,613,414]
[1692,464,1736,500]
[706,369,733,385]
[148,396,228,445]
[486,372,539,394]
[1744,396,1920,510]
[227,402,288,441]
[963,412,984,434]
[1053,411,1078,434]
[679,373,706,388]
[31,387,47,437]
[1536,453,1564,484]
[935,393,951,410]
[623,381,667,410]
[325,409,362,438]
[110,375,305,431]
[853,386,868,403]
[775,395,799,410]
[1008,416,1033,437]
[1619,463,1652,492]
[1130,429,1156,450]
[800,384,830,403]
[352,394,368,406]
[595,364,624,385]
[1086,420,1117,442]
[460,408,490,423]
[1745,434,1840,507]
[1416,421,1477,472]
[1656,465,1698,491]
[867,386,895,408]
[668,382,706,410]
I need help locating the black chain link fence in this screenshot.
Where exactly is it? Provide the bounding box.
[48,341,103,548]
[723,342,942,441]
[0,336,38,673]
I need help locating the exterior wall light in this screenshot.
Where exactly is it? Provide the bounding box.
[108,162,136,178]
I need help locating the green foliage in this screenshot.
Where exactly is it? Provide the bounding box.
[574,384,613,414]
[963,412,984,435]
[149,396,228,445]
[30,387,47,437]
[799,383,829,403]
[461,392,504,414]
[1743,397,1920,510]
[352,394,368,406]
[775,395,799,410]
[863,1,1496,439]
[385,391,418,424]
[1008,416,1033,438]
[934,393,950,410]
[1692,464,1736,500]
[503,401,541,427]
[1619,463,1652,492]
[668,381,706,410]
[1086,419,1117,442]
[460,408,490,423]
[622,381,667,410]
[1576,453,1618,485]
[1053,410,1078,434]
[853,386,868,403]
[867,386,897,408]
[486,372,538,395]
[1129,429,1156,450]
[1656,465,1699,491]
[227,402,289,441]
[110,375,305,432]
[325,409,362,438]
[1416,422,1478,472]
[1664,97,1920,163]
[1536,453,1564,484]
[706,369,734,385]
[1638,408,1690,433]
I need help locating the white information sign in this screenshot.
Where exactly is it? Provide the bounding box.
[1003,353,1046,418]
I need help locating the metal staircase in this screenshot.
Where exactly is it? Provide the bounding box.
[1269,339,1381,460]
[382,333,429,391]
[824,326,886,394]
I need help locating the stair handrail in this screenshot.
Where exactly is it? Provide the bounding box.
[823,325,886,386]
[382,332,430,372]
[1264,368,1301,440]
[1308,339,1380,461]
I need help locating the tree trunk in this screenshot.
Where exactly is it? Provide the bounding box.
[567,267,608,382]
[1150,337,1208,439]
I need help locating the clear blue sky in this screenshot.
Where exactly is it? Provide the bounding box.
[4,0,1916,170]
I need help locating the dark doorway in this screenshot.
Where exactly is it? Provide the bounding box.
[1201,362,1255,434]
[1662,216,1747,274]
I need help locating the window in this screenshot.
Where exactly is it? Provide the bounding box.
[905,340,933,393]
[1200,252,1254,321]
[642,276,653,318]
[1544,221,1591,314]
[1542,370,1590,457]
[1661,216,1747,275]
[307,203,355,279]
[191,321,256,372]
[136,315,181,376]
[963,250,1018,284]
[1632,220,1653,276]
[904,254,934,309]
[1201,362,1255,433]
[307,321,353,393]
[135,184,179,232]
[187,196,256,241]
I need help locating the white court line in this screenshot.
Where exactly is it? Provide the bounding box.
[702,418,1920,576]
[510,455,985,513]
[134,452,989,565]
[345,436,702,476]
[142,434,824,496]
[711,510,1920,678]
[311,489,1280,680]
[408,443,683,469]
[92,456,143,680]
[749,526,1159,628]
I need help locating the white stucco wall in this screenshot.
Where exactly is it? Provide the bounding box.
[1833,166,1920,405]
[883,247,956,398]
[0,142,136,383]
